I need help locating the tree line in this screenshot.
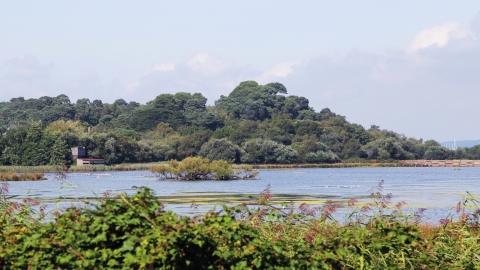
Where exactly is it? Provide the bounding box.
[1,80,479,166]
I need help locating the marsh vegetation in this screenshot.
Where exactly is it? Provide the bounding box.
[150,157,258,180]
[0,180,479,268]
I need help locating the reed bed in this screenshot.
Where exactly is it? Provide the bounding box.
[235,161,414,170]
[0,172,46,181]
[0,163,163,173]
[68,163,160,172]
[0,161,414,173]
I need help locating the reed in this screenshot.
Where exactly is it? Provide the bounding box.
[234,161,413,170]
[68,163,160,172]
[0,172,46,181]
[0,163,162,173]
[0,160,413,173]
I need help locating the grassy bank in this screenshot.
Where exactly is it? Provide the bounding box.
[234,161,413,170]
[0,161,411,173]
[0,162,163,173]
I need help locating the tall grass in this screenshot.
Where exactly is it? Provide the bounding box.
[0,172,46,181]
[0,160,412,173]
[0,163,162,173]
[235,161,413,169]
[245,181,480,268]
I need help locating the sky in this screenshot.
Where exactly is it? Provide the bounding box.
[1,1,480,142]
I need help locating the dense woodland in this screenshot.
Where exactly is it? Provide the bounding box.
[1,80,479,166]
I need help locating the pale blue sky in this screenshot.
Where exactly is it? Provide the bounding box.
[1,1,480,141]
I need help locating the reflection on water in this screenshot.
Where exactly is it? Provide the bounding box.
[3,167,480,221]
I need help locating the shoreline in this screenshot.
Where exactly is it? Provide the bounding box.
[0,161,413,173]
[235,162,413,170]
[5,160,479,173]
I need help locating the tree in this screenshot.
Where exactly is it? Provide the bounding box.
[215,81,302,121]
[241,138,298,164]
[22,123,46,165]
[282,96,309,118]
[75,98,91,122]
[151,94,179,111]
[296,121,323,138]
[127,107,184,131]
[423,146,449,160]
[199,139,241,162]
[243,100,268,121]
[424,140,440,148]
[104,137,118,164]
[229,120,260,145]
[1,126,27,165]
[49,136,71,166]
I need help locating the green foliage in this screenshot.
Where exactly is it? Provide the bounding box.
[1,182,480,268]
[241,138,298,164]
[0,81,475,166]
[0,187,299,269]
[229,120,260,145]
[212,125,236,139]
[215,80,310,121]
[424,146,450,160]
[22,123,46,166]
[1,126,27,165]
[49,136,71,166]
[0,182,47,251]
[127,107,184,131]
[150,157,257,180]
[199,139,241,163]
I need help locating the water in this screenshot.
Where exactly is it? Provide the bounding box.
[3,167,480,222]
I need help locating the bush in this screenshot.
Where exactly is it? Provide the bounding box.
[198,139,241,163]
[241,138,298,164]
[301,150,339,163]
[0,187,303,269]
[150,157,258,180]
[1,182,480,268]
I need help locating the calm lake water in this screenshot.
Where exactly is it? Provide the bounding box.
[3,167,480,222]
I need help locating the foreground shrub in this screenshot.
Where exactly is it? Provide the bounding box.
[1,181,480,268]
[0,187,311,269]
[0,183,47,251]
[150,157,258,180]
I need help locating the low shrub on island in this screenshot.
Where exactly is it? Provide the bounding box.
[0,172,46,181]
[150,157,258,180]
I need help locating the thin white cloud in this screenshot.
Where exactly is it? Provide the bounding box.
[407,21,472,53]
[255,61,301,84]
[124,52,256,103]
[186,52,232,76]
[153,63,175,72]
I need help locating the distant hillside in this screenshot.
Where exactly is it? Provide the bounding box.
[2,80,480,166]
[440,140,480,148]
